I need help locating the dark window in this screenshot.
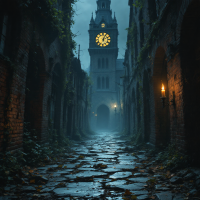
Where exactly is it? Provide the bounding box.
[102,58,105,69]
[102,77,105,89]
[106,77,109,89]
[0,15,8,54]
[98,58,101,68]
[102,3,105,8]
[106,58,108,68]
[97,77,101,89]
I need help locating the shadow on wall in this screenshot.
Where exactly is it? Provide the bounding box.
[180,0,200,163]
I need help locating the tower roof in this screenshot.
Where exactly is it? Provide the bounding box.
[95,0,116,25]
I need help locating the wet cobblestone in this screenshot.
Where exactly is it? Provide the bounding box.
[1,132,200,199]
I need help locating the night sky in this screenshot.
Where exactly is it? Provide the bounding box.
[72,0,129,71]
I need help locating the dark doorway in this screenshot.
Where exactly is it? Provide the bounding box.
[24,47,45,140]
[97,105,110,130]
[51,64,62,134]
[180,0,200,163]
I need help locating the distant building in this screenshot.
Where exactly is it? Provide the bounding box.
[88,0,124,131]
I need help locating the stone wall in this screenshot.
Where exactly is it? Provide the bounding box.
[123,0,200,161]
[0,0,90,152]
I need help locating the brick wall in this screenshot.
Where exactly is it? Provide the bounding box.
[0,1,90,152]
[123,0,199,157]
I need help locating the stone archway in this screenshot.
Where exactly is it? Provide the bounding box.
[153,46,170,146]
[180,0,200,162]
[24,47,46,140]
[96,104,110,130]
[51,63,62,134]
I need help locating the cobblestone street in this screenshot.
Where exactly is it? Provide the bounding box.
[1,132,200,200]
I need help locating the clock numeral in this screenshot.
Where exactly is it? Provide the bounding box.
[96,33,111,47]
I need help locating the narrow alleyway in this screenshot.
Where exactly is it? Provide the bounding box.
[1,132,200,200]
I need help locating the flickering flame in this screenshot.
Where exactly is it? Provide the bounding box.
[162,84,165,90]
[114,105,117,108]
[161,83,166,98]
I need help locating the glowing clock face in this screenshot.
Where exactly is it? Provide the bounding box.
[96,33,111,47]
[101,23,105,28]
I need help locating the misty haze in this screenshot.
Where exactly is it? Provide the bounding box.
[0,0,200,199]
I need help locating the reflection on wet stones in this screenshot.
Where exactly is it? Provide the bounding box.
[2,131,198,199]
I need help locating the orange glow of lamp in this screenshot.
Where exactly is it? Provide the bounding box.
[161,84,166,98]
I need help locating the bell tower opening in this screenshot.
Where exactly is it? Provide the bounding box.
[97,105,110,130]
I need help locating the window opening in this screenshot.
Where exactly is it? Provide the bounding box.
[106,58,109,68]
[98,58,101,69]
[97,77,101,89]
[102,58,105,69]
[102,77,105,89]
[106,77,109,89]
[0,15,8,54]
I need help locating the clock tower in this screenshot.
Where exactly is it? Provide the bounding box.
[89,0,122,131]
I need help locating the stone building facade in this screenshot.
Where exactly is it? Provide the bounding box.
[0,0,90,152]
[89,0,124,131]
[123,0,200,163]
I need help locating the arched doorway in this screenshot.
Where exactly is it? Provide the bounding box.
[97,104,110,130]
[51,63,62,134]
[180,0,200,163]
[24,47,46,140]
[153,47,170,146]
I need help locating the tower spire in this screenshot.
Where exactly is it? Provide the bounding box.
[90,12,94,24]
[113,12,117,23]
[95,0,112,24]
